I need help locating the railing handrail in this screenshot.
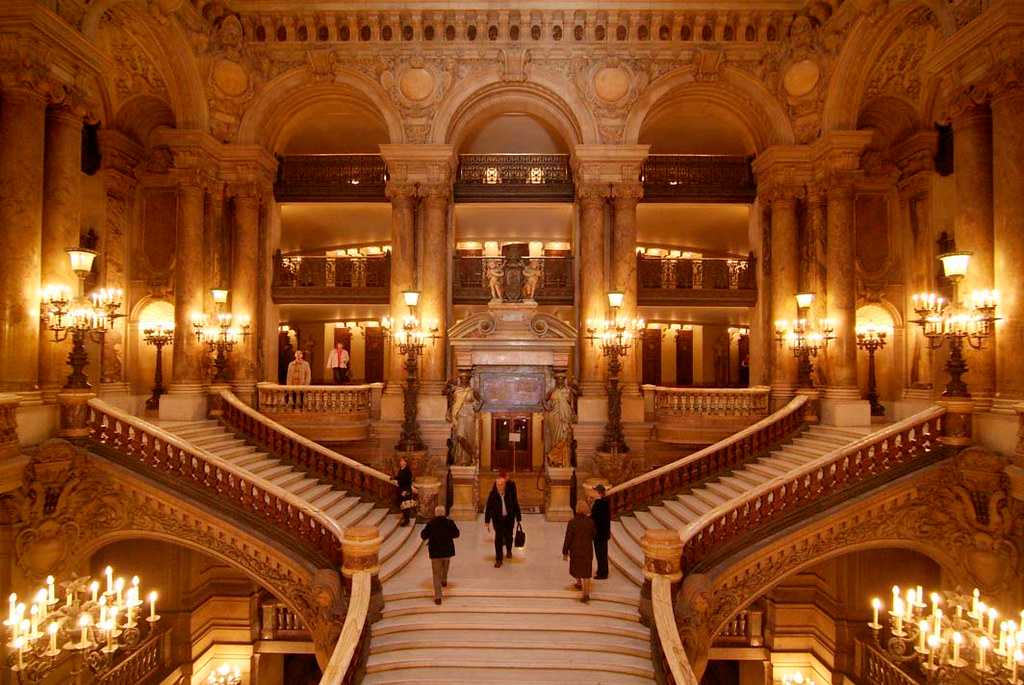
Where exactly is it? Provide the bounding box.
[85,398,344,561]
[652,575,700,685]
[257,382,383,393]
[680,405,946,571]
[638,254,751,263]
[458,152,570,158]
[646,385,770,396]
[220,390,392,485]
[277,253,390,261]
[607,395,807,499]
[320,570,371,685]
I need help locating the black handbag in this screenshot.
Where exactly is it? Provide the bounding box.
[514,522,526,548]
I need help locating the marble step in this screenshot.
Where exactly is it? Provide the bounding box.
[365,647,654,675]
[335,501,374,529]
[647,504,687,531]
[267,470,307,490]
[704,480,745,500]
[382,594,638,619]
[361,666,655,685]
[380,518,416,563]
[610,520,644,565]
[808,425,873,440]
[607,542,643,587]
[380,525,425,582]
[369,630,650,657]
[374,606,644,634]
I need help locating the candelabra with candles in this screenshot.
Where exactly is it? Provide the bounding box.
[206,663,241,685]
[3,566,160,682]
[868,585,1024,684]
[40,248,125,390]
[381,291,440,453]
[774,293,835,388]
[142,321,174,411]
[191,289,251,384]
[585,292,644,453]
[781,672,815,685]
[855,324,890,417]
[912,251,999,398]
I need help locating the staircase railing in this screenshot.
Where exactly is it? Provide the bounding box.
[219,390,394,506]
[95,629,170,685]
[319,570,372,685]
[607,395,808,517]
[651,576,700,685]
[257,382,373,416]
[681,406,946,574]
[85,398,344,567]
[651,385,771,418]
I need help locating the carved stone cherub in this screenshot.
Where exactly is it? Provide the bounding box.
[522,260,542,301]
[485,259,504,302]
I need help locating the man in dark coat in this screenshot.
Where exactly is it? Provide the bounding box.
[420,505,460,605]
[484,471,521,568]
[590,483,611,579]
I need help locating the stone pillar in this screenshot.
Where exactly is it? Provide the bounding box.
[638,528,683,625]
[611,182,643,394]
[822,182,869,425]
[413,475,441,521]
[419,184,449,393]
[161,180,208,421]
[340,525,383,621]
[0,87,47,393]
[577,184,608,395]
[39,104,83,399]
[992,80,1024,408]
[230,183,261,402]
[768,191,800,405]
[448,464,479,521]
[385,183,417,395]
[804,188,828,332]
[952,99,995,408]
[543,465,574,522]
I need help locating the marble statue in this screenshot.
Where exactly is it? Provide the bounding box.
[543,373,578,467]
[485,259,504,302]
[446,370,483,466]
[522,260,542,301]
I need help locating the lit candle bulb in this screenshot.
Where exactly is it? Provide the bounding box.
[47,621,58,653]
[919,620,930,652]
[14,637,24,671]
[148,591,157,621]
[927,634,940,668]
[871,598,882,627]
[30,604,38,636]
[78,614,91,647]
[99,595,107,625]
[105,565,113,595]
[916,586,924,606]
[990,607,999,636]
[933,609,942,638]
[8,592,15,625]
[90,581,99,603]
[952,631,963,664]
[930,592,940,617]
[46,576,55,604]
[980,635,991,671]
[115,577,124,605]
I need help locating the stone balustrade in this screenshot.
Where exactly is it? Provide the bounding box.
[855,638,919,685]
[646,385,771,445]
[256,382,380,442]
[261,600,309,641]
[95,629,170,685]
[643,529,700,685]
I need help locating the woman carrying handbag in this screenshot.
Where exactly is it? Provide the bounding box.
[393,456,416,526]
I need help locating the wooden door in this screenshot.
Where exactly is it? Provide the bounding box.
[364,327,384,383]
[676,329,694,386]
[491,415,531,472]
[642,329,662,386]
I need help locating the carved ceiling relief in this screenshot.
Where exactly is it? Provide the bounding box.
[96,8,169,106]
[863,8,937,107]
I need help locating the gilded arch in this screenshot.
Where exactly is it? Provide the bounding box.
[624,67,795,150]
[237,68,404,152]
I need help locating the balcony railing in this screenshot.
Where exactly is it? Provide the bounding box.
[272,251,390,304]
[637,253,756,306]
[855,638,920,685]
[455,153,574,202]
[647,385,771,444]
[642,154,756,203]
[256,382,381,442]
[453,254,574,304]
[274,154,388,202]
[95,629,171,685]
[260,598,310,642]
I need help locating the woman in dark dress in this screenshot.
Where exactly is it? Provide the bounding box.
[562,500,596,602]
[393,456,415,526]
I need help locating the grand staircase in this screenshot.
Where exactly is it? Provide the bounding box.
[610,422,875,585]
[159,418,423,581]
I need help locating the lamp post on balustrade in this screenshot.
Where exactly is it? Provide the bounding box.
[142,321,174,411]
[191,289,251,384]
[586,292,644,455]
[855,324,889,417]
[381,290,439,453]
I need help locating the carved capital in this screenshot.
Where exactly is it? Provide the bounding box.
[385,181,418,209]
[944,85,992,125]
[226,180,262,202]
[759,182,805,206]
[991,55,1024,104]
[576,182,610,207]
[611,181,644,207]
[417,182,450,208]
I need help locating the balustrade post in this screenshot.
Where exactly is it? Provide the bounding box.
[207,384,231,418]
[639,528,683,626]
[57,389,95,439]
[341,525,383,621]
[0,394,20,461]
[937,398,973,447]
[413,475,441,523]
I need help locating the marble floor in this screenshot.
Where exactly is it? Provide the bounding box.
[384,513,638,595]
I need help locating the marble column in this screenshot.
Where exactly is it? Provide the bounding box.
[611,182,643,393]
[39,104,82,398]
[804,188,828,333]
[385,183,417,393]
[161,180,208,420]
[992,83,1024,407]
[577,184,608,395]
[230,183,261,401]
[952,100,995,407]
[768,191,800,403]
[824,183,858,395]
[419,183,449,392]
[0,88,47,393]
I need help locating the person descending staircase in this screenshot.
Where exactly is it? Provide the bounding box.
[609,423,876,585]
[158,418,424,582]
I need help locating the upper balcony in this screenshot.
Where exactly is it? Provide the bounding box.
[641,154,756,203]
[271,250,390,304]
[274,154,388,202]
[637,252,756,306]
[453,245,574,304]
[454,153,574,203]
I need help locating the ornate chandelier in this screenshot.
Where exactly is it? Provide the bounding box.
[191,289,251,383]
[774,293,835,388]
[206,663,242,685]
[868,585,1023,683]
[381,291,440,452]
[585,291,644,453]
[4,566,160,681]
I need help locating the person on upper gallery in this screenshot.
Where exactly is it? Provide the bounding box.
[484,470,521,568]
[563,500,597,603]
[590,483,611,580]
[420,505,460,605]
[327,340,350,384]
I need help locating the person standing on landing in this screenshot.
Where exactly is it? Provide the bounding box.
[590,483,611,579]
[327,341,350,384]
[484,471,521,568]
[420,505,460,605]
[563,500,596,602]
